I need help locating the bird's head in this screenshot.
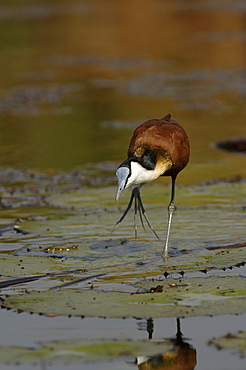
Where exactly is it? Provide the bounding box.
[115,159,159,201]
[116,146,173,201]
[116,160,151,201]
[115,159,134,202]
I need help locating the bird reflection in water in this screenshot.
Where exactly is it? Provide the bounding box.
[115,114,190,258]
[136,318,196,370]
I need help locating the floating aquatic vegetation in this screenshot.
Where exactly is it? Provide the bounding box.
[208,331,246,358]
[0,176,245,322]
[1,276,245,318]
[0,337,173,365]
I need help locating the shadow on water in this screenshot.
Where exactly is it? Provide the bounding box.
[135,318,197,370]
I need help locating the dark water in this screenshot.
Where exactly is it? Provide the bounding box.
[0,1,245,369]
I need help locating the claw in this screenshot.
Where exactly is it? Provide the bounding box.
[112,188,135,232]
[113,186,160,240]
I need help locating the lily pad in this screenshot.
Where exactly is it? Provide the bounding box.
[1,276,245,318]
[208,331,246,357]
[0,337,173,365]
[0,181,245,320]
[8,182,245,275]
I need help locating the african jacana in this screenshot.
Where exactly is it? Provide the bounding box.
[114,114,190,258]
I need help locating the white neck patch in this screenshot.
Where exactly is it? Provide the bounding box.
[126,161,161,187]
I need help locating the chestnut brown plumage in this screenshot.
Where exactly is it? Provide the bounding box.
[115,114,190,258]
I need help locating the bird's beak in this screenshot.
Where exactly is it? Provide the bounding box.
[115,167,129,201]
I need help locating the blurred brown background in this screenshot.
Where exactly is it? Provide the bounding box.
[0,0,245,183]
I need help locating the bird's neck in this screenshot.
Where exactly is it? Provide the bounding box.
[155,152,173,175]
[129,159,172,186]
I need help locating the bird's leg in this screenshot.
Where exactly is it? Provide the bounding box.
[113,185,160,240]
[137,198,146,232]
[112,189,136,232]
[134,191,138,238]
[135,188,160,240]
[162,176,176,259]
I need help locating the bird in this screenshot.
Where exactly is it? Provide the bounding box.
[114,114,190,258]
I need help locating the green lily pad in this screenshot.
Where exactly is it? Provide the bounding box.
[208,331,246,357]
[0,181,245,320]
[10,183,246,275]
[1,276,245,318]
[0,337,173,365]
